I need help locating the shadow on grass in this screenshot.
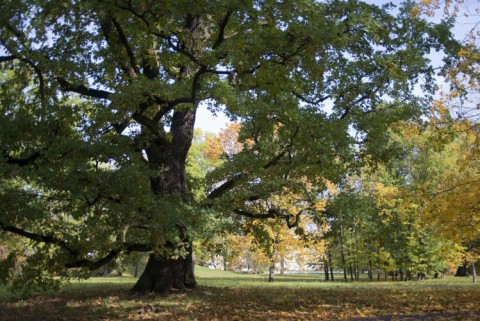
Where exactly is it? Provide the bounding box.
[2,279,480,321]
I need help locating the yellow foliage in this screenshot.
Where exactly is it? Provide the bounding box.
[203,123,244,161]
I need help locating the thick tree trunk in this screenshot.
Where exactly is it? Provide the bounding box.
[132,249,197,293]
[455,263,469,277]
[132,108,197,293]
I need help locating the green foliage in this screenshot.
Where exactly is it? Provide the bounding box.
[0,0,462,291]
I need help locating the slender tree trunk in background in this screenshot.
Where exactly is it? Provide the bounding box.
[347,246,356,281]
[347,247,354,281]
[368,260,373,281]
[406,270,412,281]
[280,254,285,275]
[377,255,381,281]
[324,256,330,281]
[268,261,275,282]
[328,250,334,281]
[223,255,227,271]
[472,261,477,284]
[340,236,348,282]
[400,269,404,281]
[354,241,359,280]
[134,260,140,278]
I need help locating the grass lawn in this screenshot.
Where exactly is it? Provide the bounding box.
[1,266,480,320]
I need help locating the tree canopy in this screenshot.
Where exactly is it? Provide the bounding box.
[0,0,463,292]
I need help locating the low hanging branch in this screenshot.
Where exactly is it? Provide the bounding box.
[0,221,152,270]
[0,54,46,106]
[234,205,306,229]
[2,149,41,167]
[207,142,297,200]
[56,77,113,100]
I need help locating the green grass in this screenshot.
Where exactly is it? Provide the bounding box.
[195,265,478,289]
[1,266,478,299]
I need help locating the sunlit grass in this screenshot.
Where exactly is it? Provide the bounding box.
[195,265,478,289]
[1,266,478,300]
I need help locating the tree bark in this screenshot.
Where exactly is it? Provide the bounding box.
[133,259,140,278]
[132,249,197,293]
[132,108,198,293]
[324,255,330,281]
[328,250,334,281]
[368,260,373,281]
[339,237,348,282]
[455,263,468,277]
[472,261,477,284]
[268,262,275,282]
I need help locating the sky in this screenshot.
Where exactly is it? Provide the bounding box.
[194,0,479,134]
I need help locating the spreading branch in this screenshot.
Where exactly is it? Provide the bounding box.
[0,55,16,62]
[111,16,141,76]
[56,77,113,100]
[292,90,331,105]
[430,179,480,199]
[64,243,152,270]
[0,220,152,271]
[212,10,233,49]
[234,207,303,228]
[207,127,299,200]
[0,221,77,257]
[2,149,41,166]
[234,209,276,219]
[0,54,46,105]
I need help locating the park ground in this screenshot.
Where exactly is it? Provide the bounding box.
[1,267,480,320]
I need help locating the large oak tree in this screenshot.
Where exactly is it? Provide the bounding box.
[0,0,460,293]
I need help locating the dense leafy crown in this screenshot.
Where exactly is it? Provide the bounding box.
[0,0,459,289]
